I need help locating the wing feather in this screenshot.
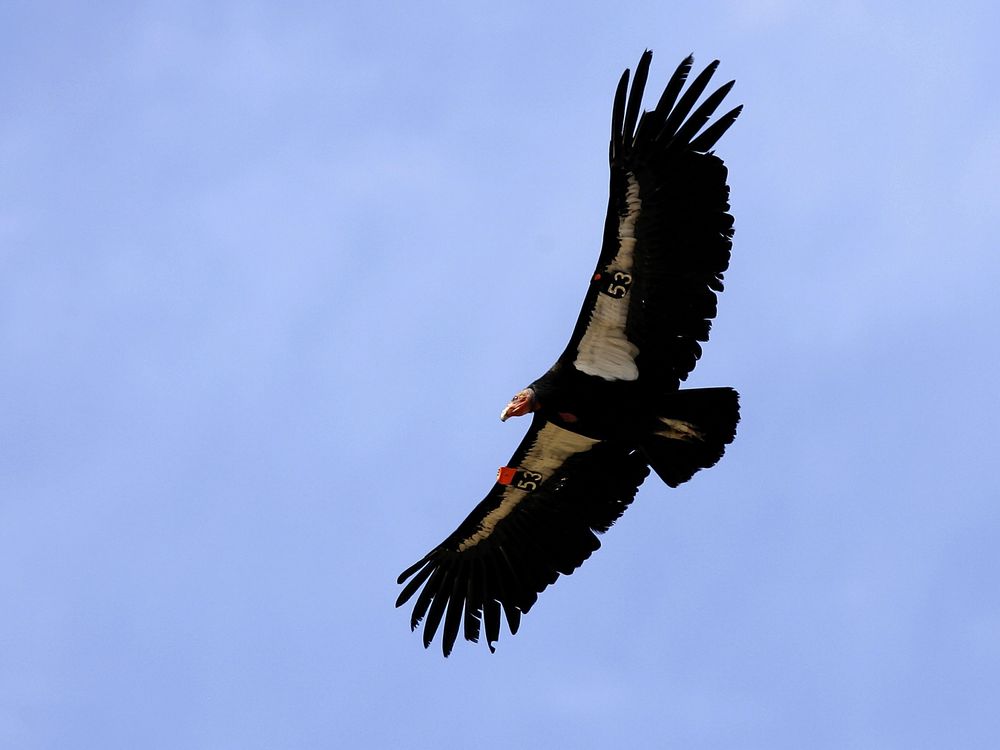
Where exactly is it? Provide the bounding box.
[421,567,453,649]
[657,59,721,141]
[646,55,693,133]
[609,69,630,163]
[409,565,444,631]
[394,560,433,608]
[689,104,743,153]
[483,594,502,653]
[622,50,652,145]
[673,79,736,148]
[463,560,484,644]
[441,566,467,656]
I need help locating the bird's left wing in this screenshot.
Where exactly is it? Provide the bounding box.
[559,52,741,388]
[396,413,650,656]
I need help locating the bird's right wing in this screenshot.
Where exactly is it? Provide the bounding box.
[396,413,650,656]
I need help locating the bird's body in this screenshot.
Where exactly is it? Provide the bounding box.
[397,51,743,656]
[527,361,647,439]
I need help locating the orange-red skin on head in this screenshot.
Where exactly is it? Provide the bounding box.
[500,388,537,421]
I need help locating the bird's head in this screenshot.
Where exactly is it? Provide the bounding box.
[500,387,538,421]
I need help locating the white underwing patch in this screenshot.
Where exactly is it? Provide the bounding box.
[574,173,641,381]
[457,422,600,551]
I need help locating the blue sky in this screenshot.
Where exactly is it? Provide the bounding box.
[3,1,999,747]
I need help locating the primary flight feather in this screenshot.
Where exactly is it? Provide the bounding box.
[397,51,742,656]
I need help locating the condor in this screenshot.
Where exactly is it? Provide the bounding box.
[397,51,742,656]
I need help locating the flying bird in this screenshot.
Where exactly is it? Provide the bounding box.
[396,51,742,656]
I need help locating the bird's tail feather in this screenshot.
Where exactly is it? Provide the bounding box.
[639,387,739,487]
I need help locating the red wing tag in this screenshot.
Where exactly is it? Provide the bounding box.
[496,466,543,491]
[595,269,633,298]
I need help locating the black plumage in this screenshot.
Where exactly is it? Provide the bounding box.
[397,51,742,656]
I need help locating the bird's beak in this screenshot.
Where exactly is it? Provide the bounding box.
[500,389,534,421]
